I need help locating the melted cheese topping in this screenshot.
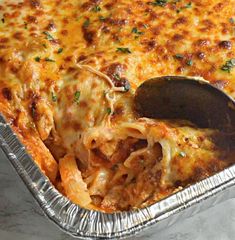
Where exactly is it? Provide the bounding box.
[0,0,234,212]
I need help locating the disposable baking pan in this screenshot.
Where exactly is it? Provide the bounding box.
[1,112,235,239]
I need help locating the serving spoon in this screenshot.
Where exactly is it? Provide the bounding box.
[134,76,235,134]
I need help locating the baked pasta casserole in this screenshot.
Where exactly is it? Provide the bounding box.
[0,0,235,212]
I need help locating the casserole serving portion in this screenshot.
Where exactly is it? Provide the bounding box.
[0,0,235,213]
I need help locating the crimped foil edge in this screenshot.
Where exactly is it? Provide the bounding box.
[1,113,235,239]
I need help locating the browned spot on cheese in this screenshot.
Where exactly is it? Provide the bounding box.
[212,80,228,89]
[172,34,184,41]
[218,40,232,50]
[197,52,206,60]
[101,63,130,90]
[79,101,88,108]
[29,94,40,121]
[82,28,96,45]
[29,0,41,9]
[2,88,12,101]
[173,17,187,27]
[13,32,24,40]
[71,121,82,131]
[140,39,156,51]
[102,63,127,80]
[0,37,8,43]
[26,15,37,23]
[196,39,210,47]
[81,0,101,11]
[77,55,87,62]
[101,25,110,33]
[46,21,56,31]
[104,1,116,10]
[213,2,226,11]
[107,18,128,26]
[111,106,124,121]
[61,29,68,35]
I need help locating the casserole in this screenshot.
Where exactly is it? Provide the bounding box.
[0,0,235,238]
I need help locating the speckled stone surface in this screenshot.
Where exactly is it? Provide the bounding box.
[1,147,235,240]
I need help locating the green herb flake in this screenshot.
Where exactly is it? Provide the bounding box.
[116,47,132,54]
[43,31,54,40]
[186,59,193,66]
[174,54,184,59]
[103,90,107,97]
[151,0,168,7]
[221,58,235,73]
[74,90,81,104]
[229,18,235,24]
[42,43,47,48]
[34,56,41,62]
[176,2,192,13]
[131,27,144,35]
[92,5,101,12]
[114,73,121,80]
[83,19,90,28]
[45,57,55,62]
[57,48,63,54]
[143,24,148,29]
[106,107,112,114]
[179,151,186,157]
[185,2,192,8]
[99,16,106,21]
[76,16,82,22]
[51,92,57,102]
[24,21,28,29]
[124,82,130,92]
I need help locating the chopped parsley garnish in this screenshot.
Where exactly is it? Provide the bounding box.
[76,16,82,22]
[42,43,47,48]
[34,56,41,62]
[83,19,90,28]
[43,31,54,40]
[124,81,130,92]
[114,73,121,81]
[186,59,193,66]
[106,107,112,114]
[229,18,235,24]
[45,57,55,62]
[143,24,148,29]
[179,151,186,157]
[174,54,184,59]
[131,27,144,35]
[57,48,63,54]
[151,0,168,7]
[185,2,192,8]
[99,16,106,21]
[74,90,81,104]
[116,47,132,54]
[103,90,107,97]
[24,21,28,29]
[176,2,192,13]
[92,5,101,12]
[221,58,235,73]
[1,18,5,23]
[51,92,57,102]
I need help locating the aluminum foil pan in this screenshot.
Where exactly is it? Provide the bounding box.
[1,112,235,239]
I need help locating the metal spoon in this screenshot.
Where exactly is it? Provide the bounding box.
[134,76,235,133]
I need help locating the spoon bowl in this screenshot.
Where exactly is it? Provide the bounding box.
[134,76,235,133]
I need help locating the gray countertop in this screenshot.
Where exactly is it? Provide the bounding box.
[1,147,235,240]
